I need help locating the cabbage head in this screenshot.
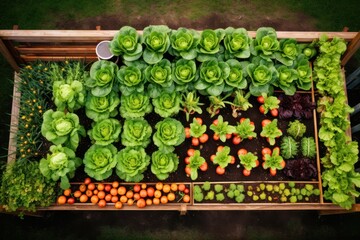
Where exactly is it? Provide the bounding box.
[153,91,181,118]
[196,28,225,62]
[223,27,251,59]
[120,91,153,119]
[39,145,81,189]
[115,146,150,182]
[274,38,300,66]
[109,26,143,61]
[151,150,179,180]
[88,118,122,145]
[41,110,85,151]
[173,59,198,91]
[153,118,185,152]
[85,91,120,122]
[145,59,174,98]
[142,25,171,64]
[252,27,280,60]
[83,144,118,181]
[224,59,248,92]
[169,27,200,60]
[274,65,298,95]
[121,118,152,148]
[117,63,146,96]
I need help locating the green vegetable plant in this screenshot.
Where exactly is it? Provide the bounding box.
[121,118,152,148]
[280,136,299,159]
[169,27,200,60]
[187,117,208,145]
[39,145,81,189]
[233,118,257,143]
[301,137,316,158]
[238,151,259,176]
[85,91,120,122]
[193,185,204,202]
[294,55,312,91]
[117,62,146,96]
[153,118,185,152]
[251,27,279,60]
[142,25,171,64]
[85,60,118,97]
[230,90,253,117]
[181,91,204,122]
[260,119,283,145]
[287,120,306,139]
[273,65,298,95]
[41,109,86,151]
[119,91,153,119]
[207,94,232,118]
[224,59,248,92]
[274,38,300,66]
[151,149,179,180]
[88,118,121,145]
[145,59,174,98]
[196,28,225,62]
[185,150,206,180]
[262,147,286,176]
[83,144,118,181]
[258,93,280,116]
[152,91,181,118]
[115,146,150,182]
[210,115,235,142]
[212,146,233,174]
[109,26,143,61]
[173,59,199,91]
[223,27,251,59]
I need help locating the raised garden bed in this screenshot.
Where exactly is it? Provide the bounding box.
[0,27,359,214]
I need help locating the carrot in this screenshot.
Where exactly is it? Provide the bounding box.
[199,133,209,143]
[212,119,219,126]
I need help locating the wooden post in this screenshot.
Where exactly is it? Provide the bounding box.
[0,38,20,72]
[341,31,360,67]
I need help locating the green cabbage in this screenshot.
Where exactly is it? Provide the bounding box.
[117,63,146,96]
[196,28,225,62]
[224,27,251,59]
[151,149,179,180]
[274,65,298,95]
[121,118,152,148]
[85,91,120,122]
[173,59,198,91]
[152,91,181,118]
[119,91,153,119]
[145,59,174,98]
[88,118,122,145]
[153,118,185,152]
[252,27,280,60]
[142,25,171,64]
[274,38,300,66]
[109,26,143,61]
[169,27,200,60]
[224,59,248,91]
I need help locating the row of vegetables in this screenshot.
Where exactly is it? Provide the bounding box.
[0,26,357,214]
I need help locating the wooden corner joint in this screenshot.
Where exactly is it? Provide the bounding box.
[179,204,187,215]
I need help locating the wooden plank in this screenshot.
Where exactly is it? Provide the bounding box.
[0,38,20,72]
[7,72,21,163]
[341,31,360,66]
[21,56,98,62]
[16,46,96,54]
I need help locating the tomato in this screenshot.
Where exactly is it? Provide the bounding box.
[257,96,265,104]
[126,190,134,199]
[167,192,176,202]
[243,169,251,176]
[97,191,105,200]
[133,184,141,193]
[187,148,195,157]
[111,196,119,203]
[93,189,99,195]
[133,193,140,201]
[255,159,260,167]
[199,161,208,171]
[63,189,71,197]
[259,105,266,114]
[183,194,191,203]
[118,186,127,196]
[250,121,255,126]
[139,189,147,198]
[137,198,146,208]
[280,160,286,169]
[192,137,200,146]
[216,166,226,175]
[230,155,236,164]
[217,146,224,152]
[184,188,190,194]
[112,181,119,189]
[240,117,246,123]
[226,133,232,139]
[57,196,67,205]
[79,194,88,203]
[104,184,112,192]
[153,198,160,205]
[86,190,93,197]
[146,199,153,206]
[97,183,105,191]
[232,136,241,145]
[110,188,118,196]
[141,183,147,189]
[90,195,99,204]
[261,148,272,156]
[178,184,186,192]
[185,166,192,176]
[162,184,171,193]
[84,177,91,185]
[212,119,219,126]
[120,195,128,203]
[199,133,209,143]
[115,201,123,209]
[127,199,134,206]
[147,187,155,198]
[184,156,191,165]
[73,190,81,198]
[160,196,168,204]
[195,117,203,125]
[261,119,271,127]
[155,182,163,190]
[170,183,178,192]
[270,108,278,117]
[98,199,106,208]
[79,184,87,192]
[213,133,220,141]
[154,190,162,199]
[237,148,248,156]
[105,194,112,202]
[270,168,277,176]
[185,127,191,138]
[87,183,96,191]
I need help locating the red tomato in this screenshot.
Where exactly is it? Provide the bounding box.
[270,168,277,176]
[261,148,272,156]
[184,156,191,165]
[199,133,209,143]
[115,201,123,209]
[133,184,141,193]
[237,148,248,156]
[183,195,190,203]
[250,121,255,126]
[232,136,241,145]
[185,127,191,138]
[259,105,266,114]
[217,146,224,152]
[199,161,208,172]
[84,177,91,185]
[261,119,271,127]
[213,133,220,141]
[255,159,260,167]
[212,119,219,126]
[270,108,278,117]
[192,137,200,146]
[257,96,265,104]
[139,189,147,198]
[87,183,96,191]
[185,166,192,176]
[187,148,195,157]
[210,154,216,162]
[67,197,75,205]
[195,117,203,125]
[230,156,236,164]
[178,184,186,192]
[104,184,112,192]
[226,133,232,139]
[216,166,226,175]
[243,169,251,176]
[184,188,190,194]
[98,199,106,208]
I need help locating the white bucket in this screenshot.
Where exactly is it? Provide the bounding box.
[95,40,114,60]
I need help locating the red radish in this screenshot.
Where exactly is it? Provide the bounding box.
[232,135,241,145]
[250,121,255,126]
[200,161,208,171]
[184,157,190,164]
[270,108,278,117]
[261,148,272,156]
[185,127,191,138]
[192,137,200,146]
[230,156,236,164]
[259,105,266,114]
[257,96,265,104]
[212,119,219,126]
[187,148,195,157]
[226,133,232,139]
[237,148,247,156]
[243,169,251,176]
[270,168,277,176]
[262,119,271,127]
[210,154,216,162]
[213,134,220,141]
[195,117,203,125]
[185,166,191,176]
[199,133,209,143]
[216,166,226,175]
[217,146,224,152]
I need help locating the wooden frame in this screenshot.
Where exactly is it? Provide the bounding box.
[1,29,360,213]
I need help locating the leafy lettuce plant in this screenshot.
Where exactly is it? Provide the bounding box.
[115,146,150,182]
[233,118,257,141]
[210,115,235,142]
[223,27,251,59]
[169,27,200,60]
[280,136,299,159]
[230,90,253,117]
[117,63,146,96]
[294,55,312,90]
[287,120,306,139]
[274,38,300,66]
[151,149,179,180]
[83,144,118,181]
[263,148,285,173]
[260,93,280,114]
[88,118,122,145]
[213,146,232,169]
[85,91,120,122]
[189,117,207,138]
[109,26,143,61]
[207,94,232,117]
[260,119,283,145]
[196,28,225,62]
[247,57,278,96]
[39,145,81,189]
[284,157,317,180]
[41,109,85,151]
[273,65,298,95]
[181,91,204,122]
[153,118,185,152]
[186,150,205,180]
[195,59,230,96]
[142,25,171,64]
[152,91,181,118]
[85,60,118,97]
[120,91,152,119]
[121,118,152,148]
[301,137,316,158]
[238,152,259,172]
[145,59,174,98]
[173,59,198,91]
[224,59,248,92]
[252,27,280,60]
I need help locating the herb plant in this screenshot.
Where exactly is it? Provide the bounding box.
[210,115,235,142]
[181,91,204,122]
[230,90,253,117]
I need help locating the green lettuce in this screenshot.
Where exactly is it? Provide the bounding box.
[145,59,174,98]
[109,26,143,61]
[169,27,200,60]
[153,118,185,152]
[142,25,171,64]
[120,91,153,119]
[117,62,146,96]
[153,90,181,118]
[121,118,152,148]
[88,118,122,145]
[196,28,225,62]
[85,91,120,122]
[223,27,251,59]
[151,150,179,180]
